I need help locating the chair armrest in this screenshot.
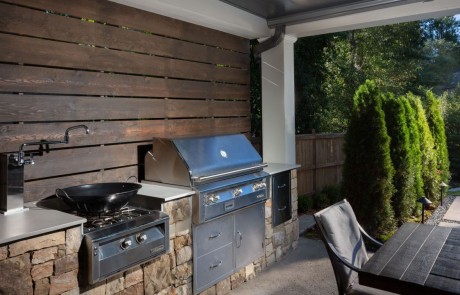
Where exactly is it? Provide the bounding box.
[358,223,383,248]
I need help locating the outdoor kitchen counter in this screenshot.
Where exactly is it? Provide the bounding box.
[264,162,301,175]
[0,204,85,245]
[0,183,195,245]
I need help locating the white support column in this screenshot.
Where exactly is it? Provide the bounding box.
[261,35,297,164]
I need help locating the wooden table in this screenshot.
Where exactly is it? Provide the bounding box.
[359,223,460,294]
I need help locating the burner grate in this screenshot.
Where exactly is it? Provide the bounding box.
[82,206,152,231]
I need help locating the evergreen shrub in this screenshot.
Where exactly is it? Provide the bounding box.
[408,94,440,201]
[342,80,396,238]
[425,90,450,184]
[382,94,416,224]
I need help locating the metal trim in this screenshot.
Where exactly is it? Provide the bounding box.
[267,0,424,27]
[191,163,268,184]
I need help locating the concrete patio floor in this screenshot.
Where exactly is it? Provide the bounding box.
[231,197,460,295]
[230,214,336,295]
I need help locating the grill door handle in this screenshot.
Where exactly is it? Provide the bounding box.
[209,232,221,239]
[277,184,287,189]
[236,231,242,248]
[278,206,287,211]
[210,260,222,269]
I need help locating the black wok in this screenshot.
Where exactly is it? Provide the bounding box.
[55,182,142,214]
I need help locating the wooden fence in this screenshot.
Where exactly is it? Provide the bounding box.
[295,133,345,196]
[0,0,250,202]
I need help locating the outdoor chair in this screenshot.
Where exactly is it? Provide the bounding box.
[314,199,396,295]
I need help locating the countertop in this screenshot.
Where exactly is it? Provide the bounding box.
[0,205,85,245]
[0,182,195,245]
[0,168,294,245]
[139,181,195,201]
[264,162,301,175]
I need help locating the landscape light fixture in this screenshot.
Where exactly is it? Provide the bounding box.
[417,196,432,224]
[440,182,448,206]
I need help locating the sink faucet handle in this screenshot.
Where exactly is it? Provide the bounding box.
[13,150,34,166]
[23,153,34,165]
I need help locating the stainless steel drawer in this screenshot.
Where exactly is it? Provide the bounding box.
[194,214,234,257]
[195,243,233,293]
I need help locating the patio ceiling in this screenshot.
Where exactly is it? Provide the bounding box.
[110,0,460,39]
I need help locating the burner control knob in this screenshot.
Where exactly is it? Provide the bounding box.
[120,239,132,250]
[205,194,220,205]
[136,233,147,244]
[232,188,243,197]
[253,181,267,191]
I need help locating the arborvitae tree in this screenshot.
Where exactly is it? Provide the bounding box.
[401,97,424,214]
[444,86,460,182]
[408,93,440,201]
[425,90,450,184]
[342,80,396,239]
[382,94,415,225]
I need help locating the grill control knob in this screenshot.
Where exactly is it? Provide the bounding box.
[253,182,267,191]
[136,233,147,244]
[232,188,243,197]
[120,239,132,250]
[205,194,220,205]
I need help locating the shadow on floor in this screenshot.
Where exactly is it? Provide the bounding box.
[230,236,337,295]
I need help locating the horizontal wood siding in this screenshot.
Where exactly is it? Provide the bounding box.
[296,133,345,196]
[0,0,250,202]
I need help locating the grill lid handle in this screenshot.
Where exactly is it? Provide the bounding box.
[191,163,267,184]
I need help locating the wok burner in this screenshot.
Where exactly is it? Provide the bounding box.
[80,204,169,285]
[36,193,170,285]
[82,206,153,233]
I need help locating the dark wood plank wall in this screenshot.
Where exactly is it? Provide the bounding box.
[0,0,251,201]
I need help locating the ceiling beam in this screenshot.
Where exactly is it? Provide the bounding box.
[109,0,271,39]
[287,0,460,38]
[111,0,460,39]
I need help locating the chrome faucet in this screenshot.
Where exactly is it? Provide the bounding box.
[1,125,90,215]
[12,125,90,167]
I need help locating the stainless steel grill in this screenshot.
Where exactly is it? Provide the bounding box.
[144,134,268,294]
[144,134,269,223]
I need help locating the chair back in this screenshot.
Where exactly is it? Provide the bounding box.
[314,199,369,294]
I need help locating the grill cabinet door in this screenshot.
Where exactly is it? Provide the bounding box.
[272,171,292,227]
[234,202,265,270]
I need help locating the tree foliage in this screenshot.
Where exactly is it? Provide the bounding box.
[425,90,450,183]
[444,85,460,181]
[408,93,440,201]
[382,95,415,224]
[342,80,396,238]
[292,16,459,134]
[401,97,424,202]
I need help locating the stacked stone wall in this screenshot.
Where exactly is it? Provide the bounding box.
[0,228,81,295]
[0,170,298,295]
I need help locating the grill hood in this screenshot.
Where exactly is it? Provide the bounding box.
[145,134,265,187]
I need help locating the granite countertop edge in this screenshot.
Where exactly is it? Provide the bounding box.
[264,162,301,175]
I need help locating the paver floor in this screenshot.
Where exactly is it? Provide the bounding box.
[442,196,460,222]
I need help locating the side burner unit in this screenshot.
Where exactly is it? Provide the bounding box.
[80,208,169,285]
[36,195,169,285]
